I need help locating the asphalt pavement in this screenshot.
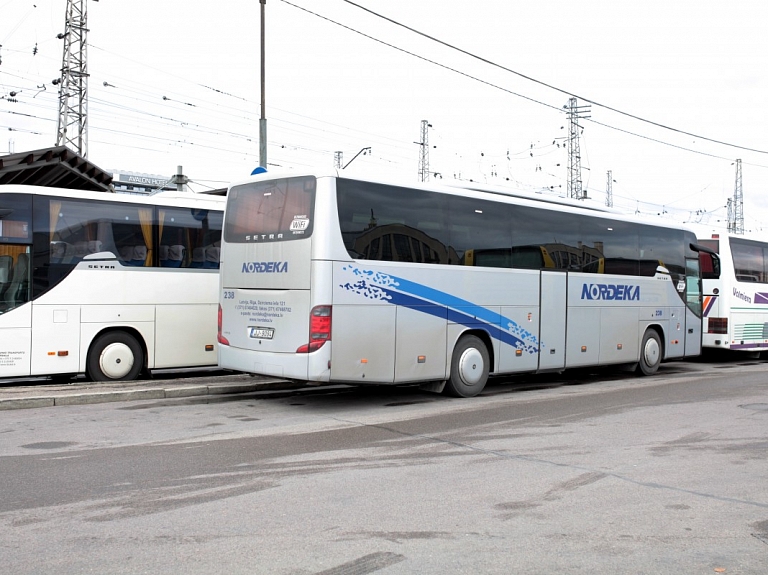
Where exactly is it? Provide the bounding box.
[0,355,746,411]
[0,371,305,411]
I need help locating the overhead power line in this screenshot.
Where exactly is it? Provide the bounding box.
[278,0,559,113]
[338,0,768,156]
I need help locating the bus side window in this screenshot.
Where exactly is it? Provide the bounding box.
[731,241,765,283]
[158,206,222,269]
[1,251,30,311]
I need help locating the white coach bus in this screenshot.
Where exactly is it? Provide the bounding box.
[0,184,224,381]
[696,231,768,354]
[217,172,712,397]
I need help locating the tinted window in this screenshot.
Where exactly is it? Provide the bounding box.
[224,176,315,243]
[511,207,582,271]
[337,179,458,264]
[30,195,223,298]
[638,226,685,280]
[0,193,32,244]
[33,196,147,297]
[335,179,689,283]
[444,194,513,266]
[159,207,222,269]
[0,194,33,312]
[731,238,767,283]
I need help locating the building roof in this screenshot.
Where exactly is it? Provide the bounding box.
[0,146,113,192]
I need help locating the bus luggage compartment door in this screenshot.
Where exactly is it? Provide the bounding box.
[331,304,395,383]
[539,271,566,370]
[31,304,80,375]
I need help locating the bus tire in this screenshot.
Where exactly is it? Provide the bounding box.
[87,331,144,382]
[637,329,661,376]
[445,335,489,398]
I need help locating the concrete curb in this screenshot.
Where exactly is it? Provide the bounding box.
[0,378,301,411]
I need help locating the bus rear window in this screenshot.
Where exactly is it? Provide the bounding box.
[224,176,315,243]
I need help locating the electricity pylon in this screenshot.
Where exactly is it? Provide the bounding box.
[566,97,590,199]
[416,120,431,182]
[55,0,89,158]
[728,159,744,234]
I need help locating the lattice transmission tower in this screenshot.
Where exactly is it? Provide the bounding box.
[605,170,613,208]
[55,0,89,157]
[416,120,431,182]
[566,97,590,199]
[728,159,744,234]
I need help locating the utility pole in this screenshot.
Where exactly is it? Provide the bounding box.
[729,159,744,234]
[605,170,613,208]
[175,165,188,192]
[416,120,431,182]
[55,0,88,157]
[259,0,267,168]
[565,97,590,199]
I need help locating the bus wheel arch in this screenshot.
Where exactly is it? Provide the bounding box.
[637,327,663,376]
[445,331,492,398]
[86,329,147,382]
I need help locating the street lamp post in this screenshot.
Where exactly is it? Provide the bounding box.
[259,0,267,168]
[342,147,371,169]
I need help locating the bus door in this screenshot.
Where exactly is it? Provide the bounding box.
[0,246,32,377]
[0,192,34,376]
[684,256,703,357]
[539,270,567,370]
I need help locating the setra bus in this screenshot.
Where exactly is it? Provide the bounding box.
[217,171,713,397]
[0,184,224,381]
[696,231,768,354]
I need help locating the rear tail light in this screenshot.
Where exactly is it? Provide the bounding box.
[217,304,230,345]
[707,317,727,334]
[296,305,331,353]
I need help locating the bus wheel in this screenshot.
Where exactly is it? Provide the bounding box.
[637,329,661,376]
[445,335,489,398]
[87,331,144,382]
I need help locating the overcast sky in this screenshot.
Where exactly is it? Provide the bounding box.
[3,0,768,234]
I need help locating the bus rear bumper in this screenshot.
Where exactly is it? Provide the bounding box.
[219,345,330,382]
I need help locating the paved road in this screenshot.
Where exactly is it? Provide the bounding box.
[1,358,767,574]
[0,353,757,410]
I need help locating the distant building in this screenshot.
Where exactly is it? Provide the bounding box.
[110,171,180,195]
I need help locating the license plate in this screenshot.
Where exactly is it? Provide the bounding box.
[249,327,274,339]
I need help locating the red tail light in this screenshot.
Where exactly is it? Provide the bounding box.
[217,304,230,345]
[296,305,331,353]
[707,317,727,334]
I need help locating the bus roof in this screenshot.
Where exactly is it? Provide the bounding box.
[225,169,695,233]
[0,184,224,208]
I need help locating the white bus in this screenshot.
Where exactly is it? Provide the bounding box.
[0,184,224,381]
[696,231,768,354]
[217,172,710,397]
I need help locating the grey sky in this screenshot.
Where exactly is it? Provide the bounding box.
[2,0,768,233]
